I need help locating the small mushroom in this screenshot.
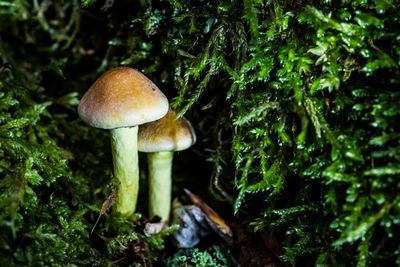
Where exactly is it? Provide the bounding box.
[138,108,196,222]
[78,67,169,217]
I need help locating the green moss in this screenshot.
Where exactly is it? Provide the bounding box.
[165,245,228,267]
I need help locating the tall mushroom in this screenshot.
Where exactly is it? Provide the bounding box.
[138,108,196,222]
[78,67,168,217]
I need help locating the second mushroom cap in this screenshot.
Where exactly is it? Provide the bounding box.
[138,108,196,152]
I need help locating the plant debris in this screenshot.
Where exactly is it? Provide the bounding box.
[91,183,119,234]
[144,221,168,235]
[171,198,210,248]
[185,188,233,244]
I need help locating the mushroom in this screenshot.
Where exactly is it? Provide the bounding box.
[78,67,169,217]
[138,108,196,222]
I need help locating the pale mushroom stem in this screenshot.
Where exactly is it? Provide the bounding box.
[111,126,139,217]
[147,151,173,222]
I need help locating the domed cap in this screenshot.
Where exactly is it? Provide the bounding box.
[78,67,169,129]
[138,108,196,152]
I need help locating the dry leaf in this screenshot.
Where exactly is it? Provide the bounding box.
[184,188,233,242]
[91,183,119,234]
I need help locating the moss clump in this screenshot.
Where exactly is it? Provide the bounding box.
[165,245,228,267]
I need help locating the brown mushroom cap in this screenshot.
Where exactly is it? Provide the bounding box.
[78,67,169,129]
[138,108,196,152]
